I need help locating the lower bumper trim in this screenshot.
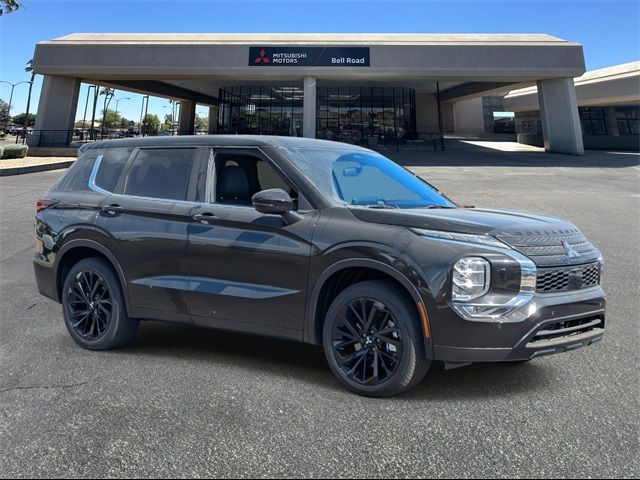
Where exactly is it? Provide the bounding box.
[525,327,604,349]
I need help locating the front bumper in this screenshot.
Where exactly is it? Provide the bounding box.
[432,287,606,363]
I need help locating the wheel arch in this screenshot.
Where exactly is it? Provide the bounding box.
[306,258,432,351]
[54,239,129,313]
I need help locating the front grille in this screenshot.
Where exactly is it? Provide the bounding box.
[497,232,600,267]
[532,314,604,343]
[536,262,600,293]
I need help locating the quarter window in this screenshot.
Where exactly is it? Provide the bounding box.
[123,148,195,201]
[95,148,132,192]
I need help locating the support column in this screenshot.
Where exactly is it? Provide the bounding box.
[303,77,316,138]
[537,78,584,155]
[178,100,196,135]
[604,106,619,136]
[29,75,81,147]
[208,106,218,134]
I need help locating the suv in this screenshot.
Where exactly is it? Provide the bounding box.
[33,136,606,397]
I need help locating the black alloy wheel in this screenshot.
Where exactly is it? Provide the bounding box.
[332,297,403,385]
[323,280,431,397]
[62,257,139,350]
[67,270,112,340]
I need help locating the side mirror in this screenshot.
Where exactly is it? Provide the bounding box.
[252,188,293,214]
[252,188,302,225]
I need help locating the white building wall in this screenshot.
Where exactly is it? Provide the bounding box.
[453,97,485,135]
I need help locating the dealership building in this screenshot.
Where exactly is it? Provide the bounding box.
[31,33,590,154]
[504,61,640,151]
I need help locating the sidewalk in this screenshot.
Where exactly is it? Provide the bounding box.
[0,156,76,176]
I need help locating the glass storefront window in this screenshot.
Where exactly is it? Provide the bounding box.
[217,86,304,136]
[579,107,607,135]
[217,85,417,145]
[616,106,639,136]
[316,86,417,146]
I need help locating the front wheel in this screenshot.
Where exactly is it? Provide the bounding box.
[323,280,431,397]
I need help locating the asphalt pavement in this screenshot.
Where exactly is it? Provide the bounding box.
[1,144,638,478]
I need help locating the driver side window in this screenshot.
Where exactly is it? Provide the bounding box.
[211,152,298,209]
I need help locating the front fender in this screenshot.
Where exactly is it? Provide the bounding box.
[304,243,435,359]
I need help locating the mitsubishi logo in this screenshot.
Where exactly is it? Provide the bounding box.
[563,240,580,259]
[254,49,270,64]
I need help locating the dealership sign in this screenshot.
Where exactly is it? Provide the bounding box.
[249,47,370,67]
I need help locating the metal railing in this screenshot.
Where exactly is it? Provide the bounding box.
[13,129,445,151]
[14,129,143,147]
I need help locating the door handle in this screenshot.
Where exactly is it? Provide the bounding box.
[193,213,219,224]
[101,204,124,215]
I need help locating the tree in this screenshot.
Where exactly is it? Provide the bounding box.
[142,114,160,135]
[11,112,36,127]
[162,113,173,132]
[0,99,9,125]
[23,59,36,131]
[101,109,122,129]
[0,0,20,16]
[99,87,115,133]
[195,114,208,133]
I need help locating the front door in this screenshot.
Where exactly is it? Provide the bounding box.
[187,148,317,339]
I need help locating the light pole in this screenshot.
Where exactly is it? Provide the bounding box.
[0,80,32,133]
[139,95,149,136]
[113,97,130,132]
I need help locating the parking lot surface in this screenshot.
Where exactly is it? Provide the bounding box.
[1,144,639,478]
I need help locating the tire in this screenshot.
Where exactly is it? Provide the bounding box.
[323,280,431,397]
[61,257,138,350]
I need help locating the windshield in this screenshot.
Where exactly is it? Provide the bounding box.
[284,147,455,209]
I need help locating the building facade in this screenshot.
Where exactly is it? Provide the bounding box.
[504,61,640,151]
[30,33,587,154]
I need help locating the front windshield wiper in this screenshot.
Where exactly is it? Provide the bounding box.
[366,203,399,209]
[424,205,456,209]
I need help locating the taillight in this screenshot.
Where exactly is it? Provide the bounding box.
[36,199,57,213]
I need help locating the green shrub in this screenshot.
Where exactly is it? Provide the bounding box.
[1,144,28,159]
[0,146,4,159]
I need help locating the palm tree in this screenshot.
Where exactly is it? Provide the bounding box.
[0,1,20,16]
[23,59,35,135]
[100,87,115,136]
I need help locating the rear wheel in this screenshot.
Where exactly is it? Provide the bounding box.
[62,257,138,350]
[323,280,430,397]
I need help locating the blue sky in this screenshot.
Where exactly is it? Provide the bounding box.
[1,0,638,123]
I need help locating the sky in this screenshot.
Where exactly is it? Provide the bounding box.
[0,0,638,124]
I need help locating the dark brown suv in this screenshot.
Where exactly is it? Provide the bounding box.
[34,136,606,397]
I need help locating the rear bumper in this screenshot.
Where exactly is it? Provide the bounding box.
[433,287,606,363]
[33,253,57,302]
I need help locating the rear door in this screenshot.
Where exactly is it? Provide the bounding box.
[95,146,206,323]
[187,147,318,339]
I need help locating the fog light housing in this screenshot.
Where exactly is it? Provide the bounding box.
[452,257,490,301]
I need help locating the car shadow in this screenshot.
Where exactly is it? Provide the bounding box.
[123,322,556,400]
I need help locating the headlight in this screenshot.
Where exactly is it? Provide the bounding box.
[452,257,490,301]
[410,228,510,249]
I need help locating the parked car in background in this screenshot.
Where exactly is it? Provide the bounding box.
[33,136,606,397]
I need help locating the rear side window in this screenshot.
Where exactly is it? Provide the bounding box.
[52,154,96,192]
[123,148,195,201]
[95,148,132,192]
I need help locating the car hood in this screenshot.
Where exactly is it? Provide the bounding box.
[349,207,601,266]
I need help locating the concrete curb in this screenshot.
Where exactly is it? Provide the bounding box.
[0,160,74,176]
